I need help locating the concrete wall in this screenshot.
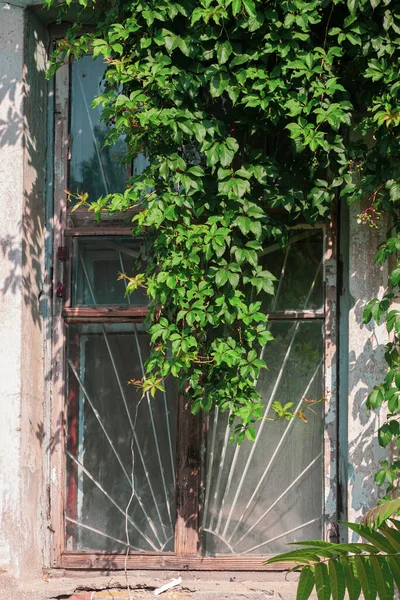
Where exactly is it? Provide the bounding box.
[0,4,48,593]
[347,201,389,528]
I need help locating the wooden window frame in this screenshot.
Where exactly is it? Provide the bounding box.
[49,60,338,571]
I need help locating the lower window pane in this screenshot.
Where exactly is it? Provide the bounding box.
[201,320,324,556]
[66,323,177,552]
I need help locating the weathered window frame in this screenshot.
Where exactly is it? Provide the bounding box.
[48,58,338,571]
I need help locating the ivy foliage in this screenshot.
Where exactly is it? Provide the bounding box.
[363,229,400,498]
[45,0,400,441]
[265,499,400,600]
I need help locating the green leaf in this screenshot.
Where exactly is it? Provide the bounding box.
[217,40,233,65]
[395,372,400,388]
[363,500,400,529]
[218,141,237,167]
[245,427,256,441]
[232,0,241,15]
[329,559,345,600]
[342,557,361,600]
[210,71,230,98]
[390,267,400,288]
[266,549,323,565]
[387,556,400,593]
[193,122,207,142]
[367,386,384,409]
[389,183,400,201]
[379,522,400,552]
[383,10,394,31]
[363,305,373,324]
[215,269,229,287]
[242,0,256,17]
[315,563,330,600]
[229,272,240,288]
[347,0,358,14]
[347,522,395,553]
[354,556,376,600]
[379,557,394,600]
[378,424,393,448]
[371,555,389,600]
[226,137,239,152]
[296,566,315,600]
[346,32,361,45]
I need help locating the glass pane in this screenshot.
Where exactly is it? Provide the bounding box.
[260,229,324,312]
[201,320,324,555]
[72,237,148,306]
[70,56,127,200]
[66,323,177,552]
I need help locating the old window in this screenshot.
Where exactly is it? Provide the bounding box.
[49,55,337,570]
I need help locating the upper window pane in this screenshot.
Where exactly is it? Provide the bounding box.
[260,228,324,312]
[70,56,127,200]
[72,237,148,307]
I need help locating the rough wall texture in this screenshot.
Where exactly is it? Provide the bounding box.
[0,3,48,587]
[21,8,49,576]
[347,200,389,527]
[0,4,28,575]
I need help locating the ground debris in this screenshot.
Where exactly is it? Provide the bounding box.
[154,577,182,596]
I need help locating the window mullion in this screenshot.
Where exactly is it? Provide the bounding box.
[267,309,325,321]
[50,59,70,567]
[174,394,202,555]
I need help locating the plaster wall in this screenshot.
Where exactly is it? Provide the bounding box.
[0,5,28,575]
[347,200,389,526]
[0,3,48,588]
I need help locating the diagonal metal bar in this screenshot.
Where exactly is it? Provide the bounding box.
[162,390,176,484]
[77,76,109,195]
[118,251,175,486]
[270,242,291,312]
[258,229,321,258]
[201,529,235,554]
[255,240,291,374]
[220,322,298,539]
[132,323,174,531]
[227,360,323,544]
[110,243,139,259]
[67,451,159,551]
[119,250,175,489]
[214,246,293,535]
[215,442,240,535]
[101,327,166,544]
[66,516,141,551]
[205,247,292,536]
[68,359,132,487]
[78,252,168,543]
[202,407,219,523]
[220,259,323,539]
[76,337,87,546]
[232,452,323,550]
[161,535,175,551]
[241,517,321,555]
[98,329,166,545]
[208,410,232,531]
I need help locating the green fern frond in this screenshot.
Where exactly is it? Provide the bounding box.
[265,501,400,600]
[363,499,400,529]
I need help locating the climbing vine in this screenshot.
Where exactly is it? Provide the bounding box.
[45,0,400,447]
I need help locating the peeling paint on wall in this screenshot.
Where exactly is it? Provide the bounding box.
[347,200,389,533]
